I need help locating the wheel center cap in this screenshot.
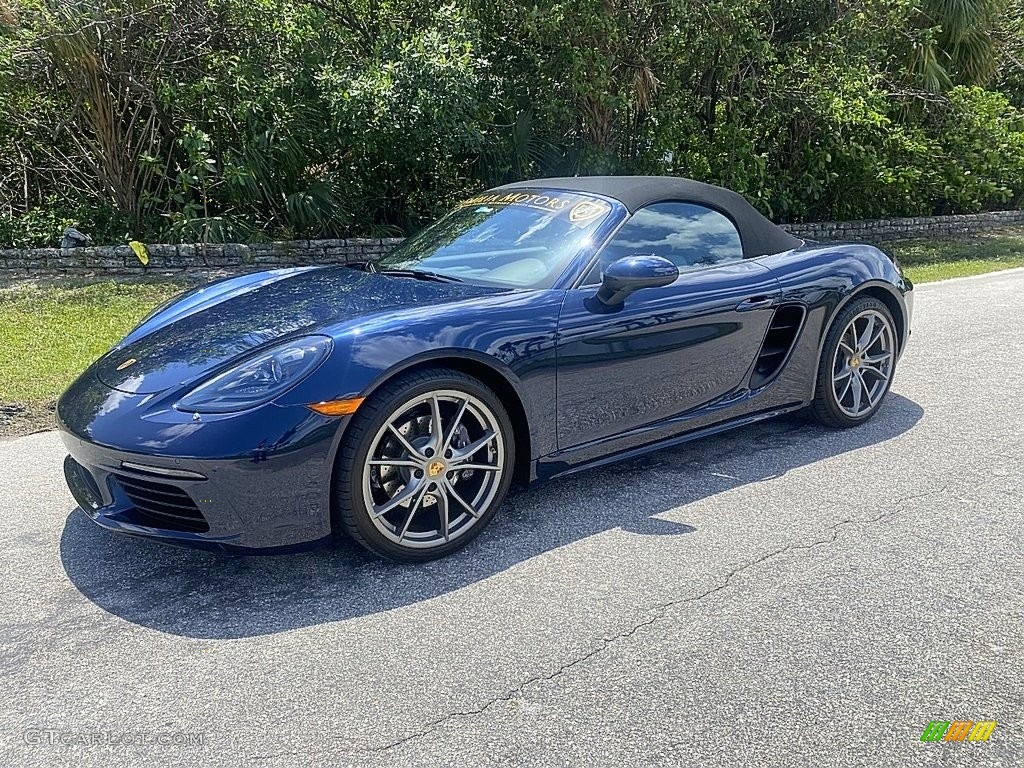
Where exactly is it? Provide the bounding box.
[427,460,446,477]
[849,356,861,368]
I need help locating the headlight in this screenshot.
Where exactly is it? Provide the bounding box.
[176,336,333,413]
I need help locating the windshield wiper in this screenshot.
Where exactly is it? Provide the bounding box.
[343,260,376,272]
[378,268,464,284]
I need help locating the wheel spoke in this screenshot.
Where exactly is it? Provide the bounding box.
[368,459,421,469]
[843,324,858,349]
[452,463,500,472]
[444,480,481,518]
[859,361,887,377]
[451,430,497,464]
[865,324,887,351]
[861,350,892,364]
[441,397,469,452]
[837,375,853,404]
[428,394,444,449]
[833,366,853,383]
[387,423,425,460]
[861,372,877,407]
[857,314,875,351]
[372,479,423,519]
[396,484,430,542]
[435,486,450,542]
[849,371,863,413]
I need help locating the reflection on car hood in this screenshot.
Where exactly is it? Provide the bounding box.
[94,266,498,394]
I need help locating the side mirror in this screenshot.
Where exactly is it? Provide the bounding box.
[595,254,679,306]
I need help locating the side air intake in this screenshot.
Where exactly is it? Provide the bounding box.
[750,304,805,388]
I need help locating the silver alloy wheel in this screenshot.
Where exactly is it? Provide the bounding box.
[361,389,505,549]
[831,308,895,418]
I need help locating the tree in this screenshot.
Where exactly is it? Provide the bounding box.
[908,0,1005,91]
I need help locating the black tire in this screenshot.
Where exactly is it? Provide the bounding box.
[333,367,515,562]
[811,296,898,428]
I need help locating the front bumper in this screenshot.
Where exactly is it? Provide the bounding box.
[57,373,345,551]
[60,432,336,551]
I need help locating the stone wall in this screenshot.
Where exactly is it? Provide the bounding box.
[781,209,1024,243]
[2,209,1022,277]
[0,238,403,277]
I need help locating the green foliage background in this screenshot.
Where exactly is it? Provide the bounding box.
[0,0,1022,246]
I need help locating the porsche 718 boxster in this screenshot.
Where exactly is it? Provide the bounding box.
[58,176,913,561]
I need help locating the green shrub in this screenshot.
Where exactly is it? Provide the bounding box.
[930,87,1024,212]
[0,0,1021,246]
[0,199,133,249]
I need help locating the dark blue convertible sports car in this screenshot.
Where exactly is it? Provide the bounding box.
[59,176,913,561]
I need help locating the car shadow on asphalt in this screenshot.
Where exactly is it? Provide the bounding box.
[59,394,923,639]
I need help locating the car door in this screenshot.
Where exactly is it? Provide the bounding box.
[555,201,780,450]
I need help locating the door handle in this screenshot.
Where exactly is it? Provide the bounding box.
[736,295,775,311]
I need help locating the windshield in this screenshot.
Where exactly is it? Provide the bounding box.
[377,189,617,289]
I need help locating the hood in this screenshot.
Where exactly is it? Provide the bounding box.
[94,266,498,394]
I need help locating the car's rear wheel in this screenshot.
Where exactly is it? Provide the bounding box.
[811,296,898,428]
[333,368,515,561]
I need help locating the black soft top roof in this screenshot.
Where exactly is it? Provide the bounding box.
[495,175,802,258]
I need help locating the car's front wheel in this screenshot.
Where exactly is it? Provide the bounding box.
[334,368,515,561]
[811,296,898,428]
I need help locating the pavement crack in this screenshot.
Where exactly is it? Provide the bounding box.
[250,752,305,762]
[358,484,948,755]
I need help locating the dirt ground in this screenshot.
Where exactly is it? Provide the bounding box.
[0,401,55,440]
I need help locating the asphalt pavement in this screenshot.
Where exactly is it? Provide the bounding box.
[1,269,1022,767]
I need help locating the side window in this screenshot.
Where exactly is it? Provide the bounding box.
[584,202,743,285]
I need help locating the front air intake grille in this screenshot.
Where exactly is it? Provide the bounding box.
[113,474,210,533]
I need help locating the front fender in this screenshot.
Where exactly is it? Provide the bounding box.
[276,290,566,460]
[822,277,912,356]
